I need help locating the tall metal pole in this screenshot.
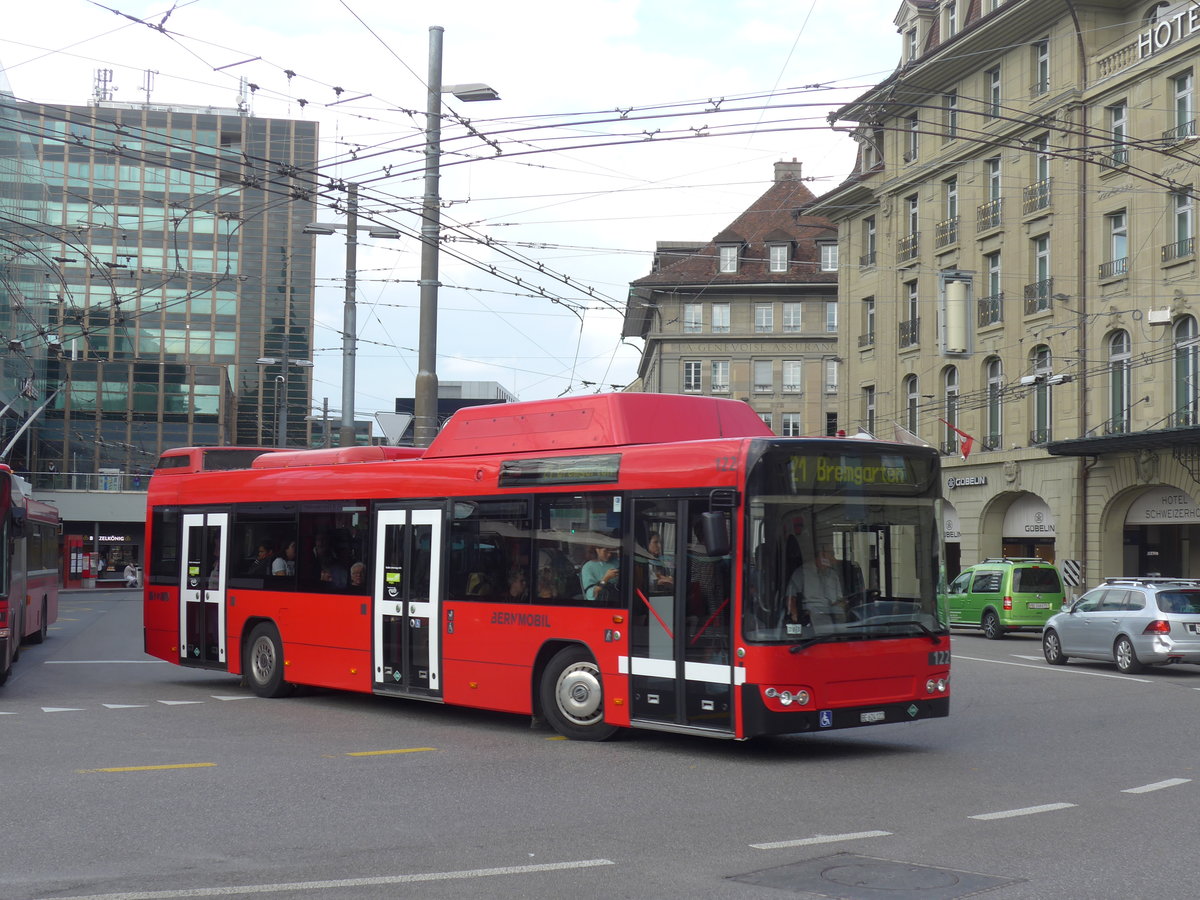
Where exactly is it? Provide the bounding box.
[339,183,359,447]
[275,375,286,448]
[414,25,444,448]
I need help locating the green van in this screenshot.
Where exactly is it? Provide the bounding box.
[945,557,1066,639]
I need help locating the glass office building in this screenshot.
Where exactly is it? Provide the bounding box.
[12,99,318,476]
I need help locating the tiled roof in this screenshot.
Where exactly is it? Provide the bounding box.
[632,172,837,287]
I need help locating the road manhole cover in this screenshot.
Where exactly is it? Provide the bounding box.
[731,852,1020,899]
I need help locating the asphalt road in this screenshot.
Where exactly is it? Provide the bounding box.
[3,590,1197,899]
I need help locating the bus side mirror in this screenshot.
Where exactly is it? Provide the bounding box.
[700,511,729,558]
[10,506,26,537]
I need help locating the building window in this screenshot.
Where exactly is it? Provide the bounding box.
[943,91,958,138]
[783,360,802,393]
[718,245,739,273]
[1106,101,1128,165]
[1165,191,1195,262]
[711,302,730,333]
[759,412,774,431]
[979,156,1002,230]
[937,176,959,247]
[683,361,702,392]
[906,115,919,162]
[781,413,802,437]
[1032,39,1049,95]
[901,280,920,347]
[1102,210,1128,279]
[944,0,958,37]
[819,243,838,271]
[825,412,838,436]
[942,367,959,454]
[987,157,1002,200]
[987,66,1001,119]
[1171,71,1195,140]
[1174,316,1199,425]
[861,216,877,267]
[862,386,876,436]
[986,356,1003,448]
[1109,330,1132,434]
[755,304,774,333]
[783,302,802,332]
[683,303,702,333]
[904,374,920,433]
[1031,345,1053,442]
[981,250,1002,326]
[768,243,788,273]
[753,360,773,393]
[862,296,875,346]
[1026,234,1051,313]
[906,27,918,64]
[711,360,730,393]
[825,301,837,333]
[824,358,838,394]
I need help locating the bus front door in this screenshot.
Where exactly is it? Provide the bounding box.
[372,507,443,697]
[629,498,734,735]
[180,512,228,669]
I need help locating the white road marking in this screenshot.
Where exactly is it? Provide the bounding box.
[158,700,204,706]
[41,707,85,713]
[750,830,892,850]
[970,802,1076,820]
[39,858,616,899]
[211,695,256,701]
[1013,654,1044,661]
[102,704,147,709]
[954,654,1152,682]
[1122,778,1191,794]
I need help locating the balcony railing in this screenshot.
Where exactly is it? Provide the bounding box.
[977,198,1002,231]
[1098,147,1129,169]
[1030,79,1049,97]
[897,232,920,262]
[857,331,875,348]
[859,249,877,268]
[1105,418,1130,435]
[898,317,920,348]
[983,433,1002,451]
[1162,237,1195,263]
[1030,427,1051,445]
[1169,408,1198,427]
[940,439,959,457]
[1099,257,1128,279]
[978,292,1004,327]
[1163,119,1197,142]
[1024,278,1053,314]
[934,216,959,248]
[1022,178,1052,215]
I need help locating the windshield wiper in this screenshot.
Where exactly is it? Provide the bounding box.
[788,633,853,654]
[905,620,946,644]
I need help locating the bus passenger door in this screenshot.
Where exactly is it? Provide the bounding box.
[628,498,734,735]
[373,507,444,697]
[180,512,228,668]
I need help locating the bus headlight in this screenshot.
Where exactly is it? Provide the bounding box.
[926,677,949,694]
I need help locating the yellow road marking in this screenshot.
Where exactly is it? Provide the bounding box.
[344,748,436,757]
[77,762,217,773]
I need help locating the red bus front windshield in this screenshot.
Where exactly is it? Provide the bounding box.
[742,441,944,645]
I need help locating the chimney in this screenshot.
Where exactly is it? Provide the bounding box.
[774,158,803,182]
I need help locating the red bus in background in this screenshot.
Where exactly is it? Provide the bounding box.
[0,465,61,685]
[143,393,950,741]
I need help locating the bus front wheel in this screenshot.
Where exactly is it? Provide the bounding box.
[539,646,618,741]
[244,623,293,698]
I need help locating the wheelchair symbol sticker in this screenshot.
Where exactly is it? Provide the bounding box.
[819,710,833,728]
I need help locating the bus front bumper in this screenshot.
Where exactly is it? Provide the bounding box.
[741,686,950,737]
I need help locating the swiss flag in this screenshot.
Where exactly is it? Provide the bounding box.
[939,419,975,460]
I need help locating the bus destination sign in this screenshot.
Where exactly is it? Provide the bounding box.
[786,452,928,493]
[499,453,622,487]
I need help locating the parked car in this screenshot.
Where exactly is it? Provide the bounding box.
[1042,577,1200,674]
[945,557,1065,639]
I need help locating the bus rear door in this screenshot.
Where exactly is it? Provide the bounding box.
[180,511,228,668]
[373,506,444,698]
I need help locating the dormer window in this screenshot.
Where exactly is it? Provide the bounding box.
[769,244,789,273]
[718,245,739,273]
[944,1,958,38]
[906,27,918,63]
[819,243,839,271]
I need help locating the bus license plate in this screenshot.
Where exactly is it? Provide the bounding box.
[860,710,886,724]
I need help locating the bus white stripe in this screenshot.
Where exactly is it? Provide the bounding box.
[41,858,616,899]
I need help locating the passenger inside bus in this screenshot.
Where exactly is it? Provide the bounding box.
[581,543,619,602]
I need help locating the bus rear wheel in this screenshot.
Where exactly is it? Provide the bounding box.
[539,646,618,741]
[28,598,48,645]
[244,623,293,698]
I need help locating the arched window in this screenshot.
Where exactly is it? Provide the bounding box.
[1031,345,1052,443]
[1175,316,1199,425]
[1108,330,1131,433]
[942,366,959,455]
[985,357,1003,449]
[904,374,920,434]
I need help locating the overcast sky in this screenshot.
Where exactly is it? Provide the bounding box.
[2,0,902,427]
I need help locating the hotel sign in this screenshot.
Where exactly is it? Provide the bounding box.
[1139,6,1200,58]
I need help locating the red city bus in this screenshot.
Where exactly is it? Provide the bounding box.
[0,465,61,685]
[143,393,950,740]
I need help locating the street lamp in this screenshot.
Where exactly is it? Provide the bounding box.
[256,356,314,447]
[304,184,401,447]
[414,25,500,447]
